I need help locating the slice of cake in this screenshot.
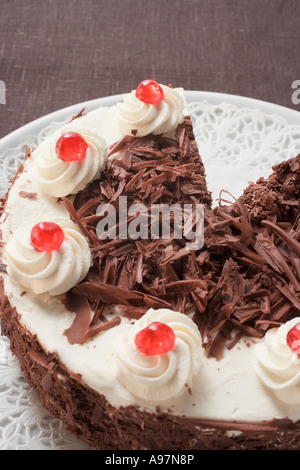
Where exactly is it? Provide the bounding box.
[1,80,300,450]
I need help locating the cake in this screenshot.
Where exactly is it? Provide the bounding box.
[1,80,300,450]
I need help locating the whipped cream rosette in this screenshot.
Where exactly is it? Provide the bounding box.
[4,218,91,296]
[114,308,203,402]
[33,127,107,197]
[254,318,300,404]
[116,83,185,137]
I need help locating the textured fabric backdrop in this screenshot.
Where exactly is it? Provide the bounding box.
[0,0,299,139]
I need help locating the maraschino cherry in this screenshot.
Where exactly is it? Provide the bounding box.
[135,79,164,105]
[55,132,88,162]
[31,222,65,253]
[135,321,175,356]
[287,322,300,358]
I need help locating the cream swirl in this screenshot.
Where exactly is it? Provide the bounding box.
[114,308,202,402]
[34,127,107,197]
[4,218,91,296]
[116,85,185,137]
[254,318,300,404]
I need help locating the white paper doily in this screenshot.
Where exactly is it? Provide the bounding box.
[0,96,299,450]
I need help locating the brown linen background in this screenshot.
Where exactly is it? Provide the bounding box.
[0,0,299,139]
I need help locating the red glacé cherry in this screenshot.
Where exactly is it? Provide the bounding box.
[135,321,175,356]
[55,132,88,162]
[287,322,300,357]
[31,222,65,253]
[135,79,164,105]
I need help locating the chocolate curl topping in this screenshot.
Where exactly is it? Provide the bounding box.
[261,220,300,258]
[65,121,300,358]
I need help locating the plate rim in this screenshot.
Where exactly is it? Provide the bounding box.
[0,90,299,153]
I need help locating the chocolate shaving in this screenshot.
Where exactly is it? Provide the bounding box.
[28,350,57,370]
[78,316,121,344]
[108,135,135,158]
[262,220,300,257]
[63,292,92,344]
[60,196,95,244]
[63,290,122,345]
[18,191,38,200]
[69,107,86,122]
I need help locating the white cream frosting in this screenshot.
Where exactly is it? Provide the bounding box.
[254,318,300,404]
[33,127,107,197]
[114,308,203,402]
[4,218,91,296]
[116,85,185,137]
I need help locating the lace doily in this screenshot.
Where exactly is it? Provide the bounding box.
[0,99,299,450]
